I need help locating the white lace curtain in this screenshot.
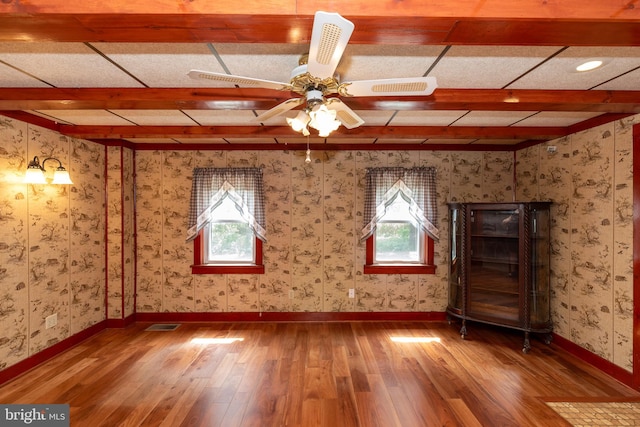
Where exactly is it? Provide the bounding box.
[361,167,439,242]
[186,167,266,243]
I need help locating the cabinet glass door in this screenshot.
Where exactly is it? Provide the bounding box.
[448,206,463,312]
[530,207,550,327]
[468,208,520,325]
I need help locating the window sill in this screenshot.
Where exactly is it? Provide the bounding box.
[363,264,436,275]
[191,264,265,275]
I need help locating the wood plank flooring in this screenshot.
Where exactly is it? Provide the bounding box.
[0,321,638,426]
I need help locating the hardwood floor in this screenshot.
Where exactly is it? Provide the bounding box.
[0,321,638,426]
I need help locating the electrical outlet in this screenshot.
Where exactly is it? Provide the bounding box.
[289,290,295,299]
[547,145,557,153]
[45,313,57,329]
[348,288,355,299]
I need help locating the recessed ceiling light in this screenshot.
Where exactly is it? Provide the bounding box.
[575,60,604,72]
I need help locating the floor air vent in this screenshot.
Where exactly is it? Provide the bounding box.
[145,324,180,331]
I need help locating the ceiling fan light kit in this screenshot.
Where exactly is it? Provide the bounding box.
[188,11,438,140]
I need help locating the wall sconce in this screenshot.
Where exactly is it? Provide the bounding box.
[24,156,73,184]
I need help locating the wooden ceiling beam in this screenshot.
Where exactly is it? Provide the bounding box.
[2,88,640,113]
[57,124,566,140]
[0,1,639,45]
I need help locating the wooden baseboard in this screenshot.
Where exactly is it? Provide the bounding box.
[134,311,449,323]
[551,333,633,388]
[106,314,136,329]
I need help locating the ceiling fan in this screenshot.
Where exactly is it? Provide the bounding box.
[188,11,438,137]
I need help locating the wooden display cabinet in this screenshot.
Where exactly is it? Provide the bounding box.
[447,202,552,353]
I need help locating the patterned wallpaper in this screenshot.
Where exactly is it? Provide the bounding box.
[516,115,638,372]
[0,118,105,370]
[1,113,636,374]
[134,149,514,314]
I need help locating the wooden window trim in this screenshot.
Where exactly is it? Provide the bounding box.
[191,232,264,274]
[363,233,435,274]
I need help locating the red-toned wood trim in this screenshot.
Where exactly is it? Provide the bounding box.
[633,123,640,390]
[364,232,436,275]
[134,311,448,323]
[132,150,137,319]
[103,145,109,320]
[1,11,640,46]
[191,233,265,275]
[2,88,640,112]
[0,320,107,386]
[131,143,525,152]
[552,333,634,390]
[105,313,136,329]
[120,146,125,320]
[58,124,567,140]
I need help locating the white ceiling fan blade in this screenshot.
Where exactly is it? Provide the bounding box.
[253,97,305,122]
[188,69,291,91]
[340,77,438,97]
[325,98,364,129]
[307,11,355,79]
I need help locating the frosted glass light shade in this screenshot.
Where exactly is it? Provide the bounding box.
[24,167,46,184]
[52,168,73,185]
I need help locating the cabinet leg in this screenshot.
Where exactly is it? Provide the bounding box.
[522,331,531,354]
[459,321,467,340]
[544,333,553,345]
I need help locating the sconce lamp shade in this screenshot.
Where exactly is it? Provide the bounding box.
[24,156,73,185]
[52,167,73,184]
[24,165,47,184]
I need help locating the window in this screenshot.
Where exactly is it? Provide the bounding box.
[362,167,438,274]
[187,168,265,274]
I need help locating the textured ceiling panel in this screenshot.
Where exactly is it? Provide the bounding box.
[514,111,603,126]
[185,110,259,126]
[508,46,640,90]
[31,109,133,125]
[110,110,198,126]
[453,111,536,126]
[0,43,143,88]
[92,43,225,88]
[214,43,307,83]
[390,111,469,126]
[430,46,561,89]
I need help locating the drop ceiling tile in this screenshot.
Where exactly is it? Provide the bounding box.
[31,110,133,125]
[355,111,396,126]
[391,110,468,126]
[430,46,561,88]
[508,46,640,90]
[213,43,307,83]
[184,110,259,126]
[0,63,51,87]
[0,43,143,87]
[91,43,225,88]
[337,45,442,82]
[109,110,197,125]
[513,111,603,127]
[453,111,535,126]
[593,68,640,90]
